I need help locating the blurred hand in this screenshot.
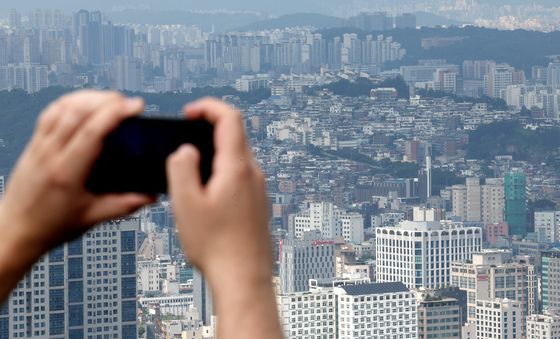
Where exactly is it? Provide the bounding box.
[167,98,272,285]
[0,90,154,253]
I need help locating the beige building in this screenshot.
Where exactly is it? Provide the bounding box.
[417,293,461,339]
[452,177,505,224]
[451,250,537,334]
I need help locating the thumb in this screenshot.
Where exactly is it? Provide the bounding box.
[166,144,204,203]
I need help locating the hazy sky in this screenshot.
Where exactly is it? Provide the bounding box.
[2,0,559,17]
[0,0,338,15]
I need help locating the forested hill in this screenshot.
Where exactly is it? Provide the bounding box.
[319,26,560,73]
[0,87,271,175]
[467,121,560,167]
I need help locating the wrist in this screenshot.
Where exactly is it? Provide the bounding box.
[0,203,46,276]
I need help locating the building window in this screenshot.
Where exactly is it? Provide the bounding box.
[69,281,83,303]
[69,305,83,327]
[121,231,136,252]
[49,313,64,336]
[49,289,64,311]
[122,301,136,322]
[68,258,83,280]
[49,265,64,287]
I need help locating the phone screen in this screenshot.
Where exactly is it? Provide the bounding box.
[86,117,214,194]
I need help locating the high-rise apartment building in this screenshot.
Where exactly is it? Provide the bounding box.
[535,211,560,243]
[334,282,418,339]
[452,177,504,224]
[0,218,140,339]
[279,231,335,294]
[505,171,527,237]
[527,310,560,339]
[476,298,521,339]
[547,62,560,88]
[417,294,461,339]
[375,221,482,289]
[486,64,514,99]
[542,250,560,310]
[451,250,538,331]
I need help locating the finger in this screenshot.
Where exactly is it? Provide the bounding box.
[85,194,155,224]
[48,91,125,148]
[167,144,204,206]
[36,90,121,137]
[62,97,144,180]
[184,98,248,160]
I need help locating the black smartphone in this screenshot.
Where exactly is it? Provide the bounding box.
[86,117,214,194]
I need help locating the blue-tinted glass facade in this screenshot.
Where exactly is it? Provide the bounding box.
[68,258,83,279]
[122,300,136,322]
[121,277,136,298]
[69,328,84,339]
[69,305,83,326]
[122,324,137,339]
[68,281,83,303]
[49,289,64,311]
[121,254,135,275]
[121,231,136,252]
[49,246,64,262]
[49,264,64,287]
[0,318,8,339]
[68,238,83,256]
[49,313,64,336]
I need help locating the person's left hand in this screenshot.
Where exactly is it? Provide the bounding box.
[0,90,155,253]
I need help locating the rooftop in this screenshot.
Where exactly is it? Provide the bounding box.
[340,282,409,296]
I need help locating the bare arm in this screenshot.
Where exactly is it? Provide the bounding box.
[167,98,283,339]
[0,91,154,302]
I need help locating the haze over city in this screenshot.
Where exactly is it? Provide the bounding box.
[1,1,560,339]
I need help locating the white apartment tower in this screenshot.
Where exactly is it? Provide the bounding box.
[476,298,521,339]
[0,218,140,339]
[375,221,482,289]
[527,310,560,339]
[535,211,560,243]
[334,282,417,339]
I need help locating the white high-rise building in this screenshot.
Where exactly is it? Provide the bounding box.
[279,231,335,294]
[527,310,560,339]
[376,221,482,289]
[290,202,364,244]
[476,298,521,339]
[334,282,418,339]
[276,287,336,339]
[535,211,560,243]
[0,218,140,339]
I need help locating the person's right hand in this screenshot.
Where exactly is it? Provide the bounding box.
[166,98,272,286]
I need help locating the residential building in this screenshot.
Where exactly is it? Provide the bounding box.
[476,298,521,339]
[334,282,418,339]
[535,211,560,243]
[505,171,528,237]
[0,218,140,339]
[542,250,560,310]
[526,310,560,339]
